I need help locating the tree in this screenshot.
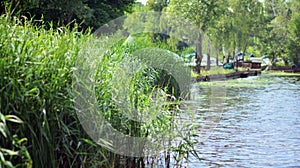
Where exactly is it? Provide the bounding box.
[86,0,135,29]
[167,0,225,73]
[0,0,135,29]
[223,0,263,65]
[146,0,169,12]
[209,6,233,64]
[255,0,292,65]
[287,0,300,66]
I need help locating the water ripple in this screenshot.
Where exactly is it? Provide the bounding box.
[187,75,300,167]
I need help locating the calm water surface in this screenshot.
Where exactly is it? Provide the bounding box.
[188,74,300,167]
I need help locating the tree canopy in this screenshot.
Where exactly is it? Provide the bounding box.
[0,0,135,29]
[148,0,300,68]
[1,0,299,66]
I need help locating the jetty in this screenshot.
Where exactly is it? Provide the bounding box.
[196,69,261,82]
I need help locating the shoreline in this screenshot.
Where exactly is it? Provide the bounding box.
[192,69,300,83]
[193,69,262,82]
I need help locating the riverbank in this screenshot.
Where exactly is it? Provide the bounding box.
[194,69,262,82]
[268,65,300,72]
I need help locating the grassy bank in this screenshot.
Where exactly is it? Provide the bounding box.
[263,70,300,76]
[191,67,248,78]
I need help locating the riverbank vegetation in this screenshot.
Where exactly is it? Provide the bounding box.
[140,0,300,72]
[1,0,300,167]
[0,12,199,167]
[2,0,300,70]
[263,70,300,76]
[0,13,94,167]
[200,67,243,76]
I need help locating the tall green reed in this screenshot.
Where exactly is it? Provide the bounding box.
[0,11,200,167]
[0,13,111,167]
[92,38,199,167]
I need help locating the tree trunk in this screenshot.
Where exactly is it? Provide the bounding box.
[271,0,277,17]
[242,36,250,62]
[206,38,211,70]
[216,46,219,66]
[195,33,203,74]
[234,47,239,71]
[271,52,276,66]
[234,47,238,59]
[231,39,237,69]
[222,44,227,63]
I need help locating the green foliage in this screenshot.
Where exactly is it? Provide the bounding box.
[167,0,224,31]
[245,0,294,65]
[244,56,250,62]
[123,11,191,54]
[166,0,226,73]
[0,12,199,167]
[287,0,300,66]
[200,67,236,76]
[0,0,135,29]
[0,113,32,168]
[0,14,109,167]
[247,46,260,57]
[146,0,169,11]
[275,61,285,67]
[180,46,196,55]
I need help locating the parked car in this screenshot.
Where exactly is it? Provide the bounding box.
[249,57,262,63]
[223,62,234,69]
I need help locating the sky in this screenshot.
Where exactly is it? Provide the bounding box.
[136,0,148,5]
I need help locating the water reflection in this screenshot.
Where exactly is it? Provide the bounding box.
[188,74,300,167]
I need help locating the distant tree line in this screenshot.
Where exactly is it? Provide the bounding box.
[0,0,135,30]
[142,0,300,69]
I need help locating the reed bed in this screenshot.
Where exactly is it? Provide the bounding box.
[0,13,199,167]
[0,13,108,167]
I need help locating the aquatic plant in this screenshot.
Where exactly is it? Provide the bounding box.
[0,12,199,167]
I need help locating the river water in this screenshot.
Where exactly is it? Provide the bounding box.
[187,74,300,167]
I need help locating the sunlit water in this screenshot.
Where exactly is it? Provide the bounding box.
[187,74,300,167]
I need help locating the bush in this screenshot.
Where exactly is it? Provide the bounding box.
[275,61,285,67]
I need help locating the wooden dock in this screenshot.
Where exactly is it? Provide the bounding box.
[196,69,261,82]
[269,66,300,73]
